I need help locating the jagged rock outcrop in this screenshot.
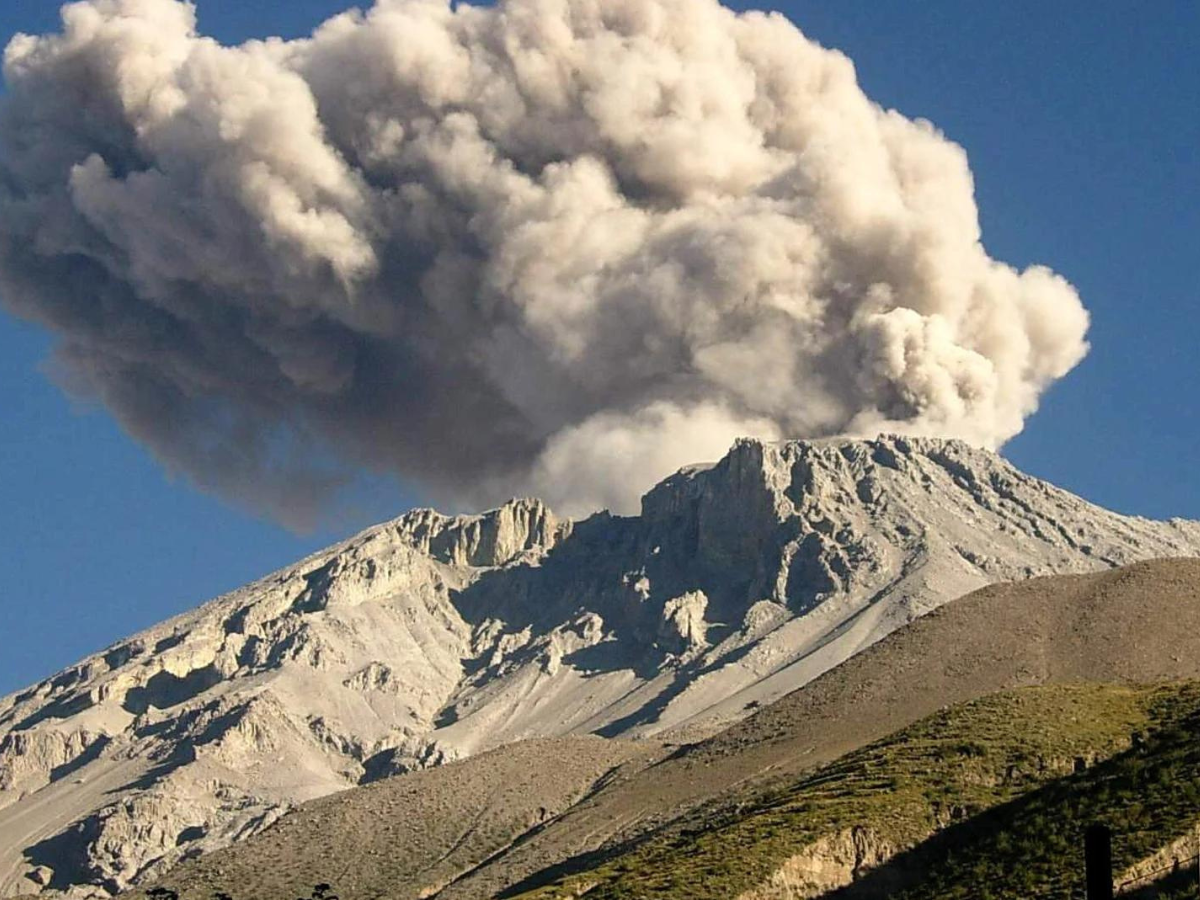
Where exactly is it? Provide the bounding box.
[392,499,571,568]
[736,828,897,900]
[2,437,1199,898]
[659,592,710,656]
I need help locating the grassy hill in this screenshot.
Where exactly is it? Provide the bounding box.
[512,681,1200,900]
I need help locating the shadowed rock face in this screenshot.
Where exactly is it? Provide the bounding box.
[2,436,1199,898]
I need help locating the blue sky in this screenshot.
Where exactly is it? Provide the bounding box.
[0,0,1196,696]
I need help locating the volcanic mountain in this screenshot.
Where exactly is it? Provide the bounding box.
[2,436,1198,897]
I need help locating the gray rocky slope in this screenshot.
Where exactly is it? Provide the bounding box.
[2,436,1198,897]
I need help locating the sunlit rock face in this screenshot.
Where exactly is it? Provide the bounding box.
[3,436,1199,898]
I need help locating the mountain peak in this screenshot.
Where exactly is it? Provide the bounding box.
[392,497,570,569]
[643,434,994,519]
[637,432,1171,617]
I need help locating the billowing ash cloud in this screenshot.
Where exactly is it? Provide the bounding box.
[0,0,1089,522]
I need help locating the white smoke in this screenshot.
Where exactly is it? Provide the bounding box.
[0,0,1089,522]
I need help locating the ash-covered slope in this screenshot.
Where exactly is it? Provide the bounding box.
[2,437,1198,898]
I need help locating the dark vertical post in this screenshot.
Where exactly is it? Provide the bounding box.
[1085,824,1114,900]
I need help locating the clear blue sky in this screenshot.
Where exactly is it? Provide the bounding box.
[0,1,1196,696]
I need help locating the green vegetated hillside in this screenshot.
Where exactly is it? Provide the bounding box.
[515,681,1200,900]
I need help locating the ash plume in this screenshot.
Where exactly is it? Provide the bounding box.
[0,0,1090,522]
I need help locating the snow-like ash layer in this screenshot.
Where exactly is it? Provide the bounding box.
[2,437,1198,898]
[0,0,1088,522]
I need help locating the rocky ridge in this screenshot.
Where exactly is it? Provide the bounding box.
[1,436,1198,897]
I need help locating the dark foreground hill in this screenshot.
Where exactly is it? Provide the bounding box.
[116,558,1200,900]
[518,680,1200,899]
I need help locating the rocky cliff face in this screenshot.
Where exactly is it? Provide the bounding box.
[2,437,1198,898]
[735,827,898,900]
